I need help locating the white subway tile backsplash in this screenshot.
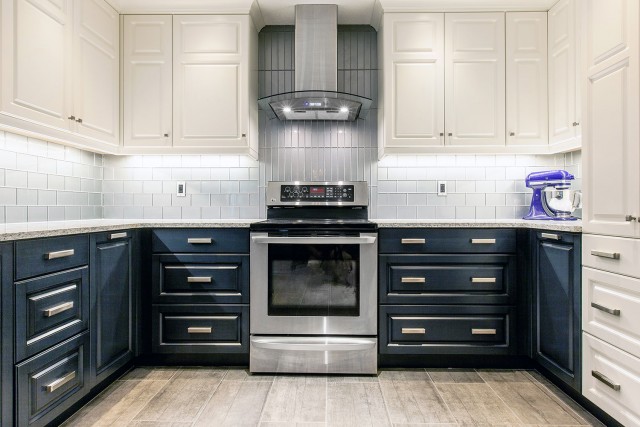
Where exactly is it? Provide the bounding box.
[17,153,38,172]
[6,206,27,223]
[28,206,48,222]
[397,206,417,219]
[17,189,38,205]
[0,188,17,205]
[6,170,27,188]
[475,206,496,219]
[456,181,476,193]
[152,194,172,207]
[397,181,417,193]
[465,194,485,206]
[134,194,152,206]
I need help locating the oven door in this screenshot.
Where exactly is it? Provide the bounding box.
[250,232,377,336]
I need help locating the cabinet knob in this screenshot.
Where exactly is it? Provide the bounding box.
[439,132,444,137]
[625,215,637,222]
[509,132,515,136]
[448,132,452,137]
[164,133,170,137]
[68,115,76,120]
[572,121,580,126]
[76,118,83,123]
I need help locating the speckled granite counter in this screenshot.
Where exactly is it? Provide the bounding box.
[0,218,581,242]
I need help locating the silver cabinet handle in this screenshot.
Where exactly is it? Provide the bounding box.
[472,328,497,335]
[45,371,76,393]
[572,121,580,126]
[592,370,621,391]
[625,215,637,222]
[591,302,621,316]
[187,238,212,244]
[188,327,212,334]
[109,232,128,240]
[439,132,444,136]
[68,115,76,120]
[509,132,515,136]
[401,238,425,244]
[76,118,83,123]
[43,301,74,317]
[591,250,620,259]
[541,233,560,240]
[471,277,496,283]
[252,336,376,352]
[164,133,170,137]
[471,238,496,244]
[45,249,75,260]
[187,276,212,283]
[401,328,426,334]
[401,277,426,283]
[252,236,376,245]
[448,132,452,136]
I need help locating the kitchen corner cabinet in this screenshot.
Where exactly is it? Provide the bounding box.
[548,0,581,151]
[1,243,13,427]
[89,230,137,387]
[532,231,581,392]
[0,0,119,148]
[582,0,640,238]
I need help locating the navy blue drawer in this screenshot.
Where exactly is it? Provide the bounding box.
[152,254,249,304]
[15,235,88,280]
[15,267,89,361]
[379,228,516,254]
[151,229,249,254]
[379,254,516,305]
[15,332,90,427]
[152,305,248,354]
[379,305,517,355]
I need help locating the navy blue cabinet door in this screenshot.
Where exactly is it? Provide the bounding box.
[1,243,14,427]
[533,231,581,392]
[90,231,136,386]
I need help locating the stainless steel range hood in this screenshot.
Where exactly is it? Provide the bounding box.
[258,5,372,121]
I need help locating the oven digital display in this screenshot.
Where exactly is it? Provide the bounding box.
[310,186,325,196]
[280,185,355,201]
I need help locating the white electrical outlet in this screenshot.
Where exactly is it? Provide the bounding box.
[437,181,447,196]
[176,181,186,197]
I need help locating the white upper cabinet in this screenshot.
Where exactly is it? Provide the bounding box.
[122,15,173,148]
[506,12,548,146]
[444,13,505,147]
[582,0,640,238]
[548,0,581,150]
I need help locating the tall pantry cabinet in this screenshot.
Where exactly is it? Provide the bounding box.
[581,0,640,426]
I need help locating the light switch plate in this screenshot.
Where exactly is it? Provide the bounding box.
[437,181,447,196]
[176,181,186,197]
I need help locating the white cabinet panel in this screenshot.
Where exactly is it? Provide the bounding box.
[445,13,505,146]
[123,15,172,147]
[506,12,547,146]
[582,234,640,278]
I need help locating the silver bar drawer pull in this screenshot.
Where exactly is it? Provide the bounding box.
[45,371,76,393]
[401,277,426,283]
[43,302,74,317]
[401,328,426,334]
[591,250,620,259]
[187,238,212,244]
[471,238,496,244]
[591,302,621,316]
[188,327,212,334]
[472,328,497,335]
[541,233,560,240]
[471,277,497,283]
[592,371,621,391]
[109,232,128,240]
[187,276,212,283]
[401,238,426,244]
[45,249,75,260]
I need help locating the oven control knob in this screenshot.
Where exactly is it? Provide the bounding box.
[302,187,308,192]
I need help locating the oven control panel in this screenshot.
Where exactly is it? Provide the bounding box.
[280,184,355,201]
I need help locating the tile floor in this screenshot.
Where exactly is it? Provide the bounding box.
[62,367,605,427]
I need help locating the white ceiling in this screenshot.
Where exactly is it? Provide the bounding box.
[108,0,560,25]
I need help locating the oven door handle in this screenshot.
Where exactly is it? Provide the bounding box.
[251,235,377,245]
[251,337,377,352]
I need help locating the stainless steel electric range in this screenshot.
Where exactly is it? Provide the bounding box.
[249,181,378,374]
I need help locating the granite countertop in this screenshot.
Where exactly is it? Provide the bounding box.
[0,218,582,242]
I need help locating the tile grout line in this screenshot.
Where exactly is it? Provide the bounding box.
[425,368,461,426]
[476,368,529,425]
[189,367,229,425]
[257,371,278,425]
[377,371,396,426]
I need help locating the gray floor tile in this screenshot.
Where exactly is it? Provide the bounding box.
[427,368,485,384]
[476,369,533,383]
[119,366,181,381]
[378,369,431,382]
[327,382,391,426]
[260,376,327,423]
[435,382,522,425]
[193,380,272,426]
[326,374,379,383]
[225,368,275,381]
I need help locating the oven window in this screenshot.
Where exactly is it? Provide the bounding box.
[268,244,360,316]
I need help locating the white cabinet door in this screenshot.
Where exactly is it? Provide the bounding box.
[506,12,547,146]
[582,0,640,238]
[173,15,247,148]
[1,0,72,130]
[445,13,505,147]
[548,0,581,149]
[382,13,444,149]
[123,15,173,147]
[72,0,119,146]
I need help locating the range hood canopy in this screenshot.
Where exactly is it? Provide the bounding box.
[258,4,372,121]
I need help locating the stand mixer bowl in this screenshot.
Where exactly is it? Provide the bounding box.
[543,188,582,218]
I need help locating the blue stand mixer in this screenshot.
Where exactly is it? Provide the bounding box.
[523,170,581,221]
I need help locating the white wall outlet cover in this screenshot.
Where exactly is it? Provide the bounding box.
[177,181,186,197]
[437,181,447,196]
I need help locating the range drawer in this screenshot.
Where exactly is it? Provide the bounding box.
[152,254,249,304]
[582,333,640,427]
[379,228,516,254]
[152,305,248,354]
[15,267,89,361]
[16,332,90,427]
[583,234,640,279]
[15,235,88,280]
[583,267,640,358]
[152,228,249,254]
[379,305,516,355]
[380,254,516,305]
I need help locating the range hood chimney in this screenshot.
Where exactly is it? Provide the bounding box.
[258,4,372,121]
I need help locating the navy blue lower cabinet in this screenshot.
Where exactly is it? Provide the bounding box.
[532,231,582,392]
[15,332,90,427]
[90,231,136,387]
[1,243,14,427]
[379,305,517,355]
